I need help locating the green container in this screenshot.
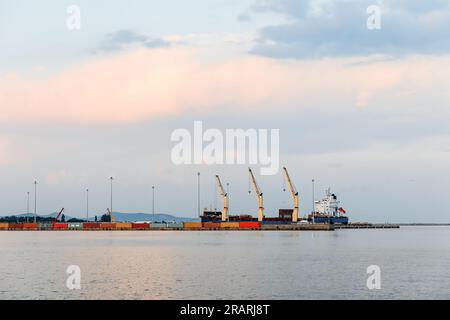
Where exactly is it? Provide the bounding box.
[68,222,83,230]
[166,222,183,229]
[150,222,167,229]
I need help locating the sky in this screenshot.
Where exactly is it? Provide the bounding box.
[1,0,450,223]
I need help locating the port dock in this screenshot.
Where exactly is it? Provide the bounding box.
[0,221,335,231]
[334,223,400,229]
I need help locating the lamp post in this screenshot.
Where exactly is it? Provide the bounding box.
[226,182,230,217]
[312,179,315,224]
[34,180,37,223]
[152,185,155,219]
[27,191,30,223]
[110,177,113,215]
[197,172,200,217]
[86,189,89,221]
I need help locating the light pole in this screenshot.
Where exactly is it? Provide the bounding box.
[152,185,155,219]
[34,180,37,223]
[110,177,113,215]
[197,172,200,217]
[27,191,30,223]
[312,179,315,224]
[86,189,89,221]
[226,182,230,217]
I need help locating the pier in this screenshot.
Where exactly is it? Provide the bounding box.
[334,223,400,229]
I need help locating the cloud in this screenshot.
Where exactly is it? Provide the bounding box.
[247,0,450,59]
[1,45,450,125]
[94,29,170,53]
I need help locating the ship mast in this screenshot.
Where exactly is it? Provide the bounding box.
[248,168,264,222]
[215,175,229,222]
[282,167,299,222]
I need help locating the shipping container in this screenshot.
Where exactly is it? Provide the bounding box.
[38,223,52,230]
[220,222,240,229]
[0,223,9,230]
[115,222,132,230]
[68,223,83,230]
[131,223,150,230]
[202,222,221,229]
[53,223,68,230]
[261,220,291,225]
[239,222,261,229]
[8,223,24,230]
[183,222,202,230]
[22,223,38,230]
[150,222,167,229]
[83,222,101,230]
[166,222,183,229]
[100,223,116,230]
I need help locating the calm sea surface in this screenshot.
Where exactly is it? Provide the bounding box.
[1,226,449,299]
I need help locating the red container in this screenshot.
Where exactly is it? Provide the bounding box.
[83,223,101,230]
[53,223,68,230]
[9,223,24,230]
[22,223,38,230]
[131,223,149,230]
[239,222,260,229]
[100,223,116,230]
[202,222,221,229]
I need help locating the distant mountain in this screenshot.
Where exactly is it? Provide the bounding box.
[4,212,75,220]
[0,212,198,223]
[112,212,198,222]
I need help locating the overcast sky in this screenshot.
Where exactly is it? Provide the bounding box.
[1,0,450,223]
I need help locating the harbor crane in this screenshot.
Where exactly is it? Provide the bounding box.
[52,208,65,224]
[248,168,264,222]
[215,175,229,222]
[282,167,299,222]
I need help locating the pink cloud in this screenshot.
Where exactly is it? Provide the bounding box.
[1,47,448,124]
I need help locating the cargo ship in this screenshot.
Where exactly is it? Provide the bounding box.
[307,188,349,224]
[200,209,298,224]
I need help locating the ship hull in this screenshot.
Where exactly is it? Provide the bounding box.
[308,216,349,225]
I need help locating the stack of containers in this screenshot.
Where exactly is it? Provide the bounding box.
[150,222,167,230]
[100,223,116,230]
[53,223,68,230]
[239,222,260,230]
[183,222,202,230]
[22,223,38,230]
[38,222,52,230]
[83,222,101,230]
[166,222,183,230]
[0,223,9,230]
[220,222,239,230]
[9,223,24,230]
[131,223,150,230]
[202,222,221,230]
[115,222,132,230]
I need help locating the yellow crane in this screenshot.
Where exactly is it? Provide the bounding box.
[215,175,229,222]
[248,168,264,222]
[282,167,299,222]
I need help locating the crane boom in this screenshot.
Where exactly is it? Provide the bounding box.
[215,175,229,222]
[283,167,299,222]
[53,208,65,223]
[248,168,264,222]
